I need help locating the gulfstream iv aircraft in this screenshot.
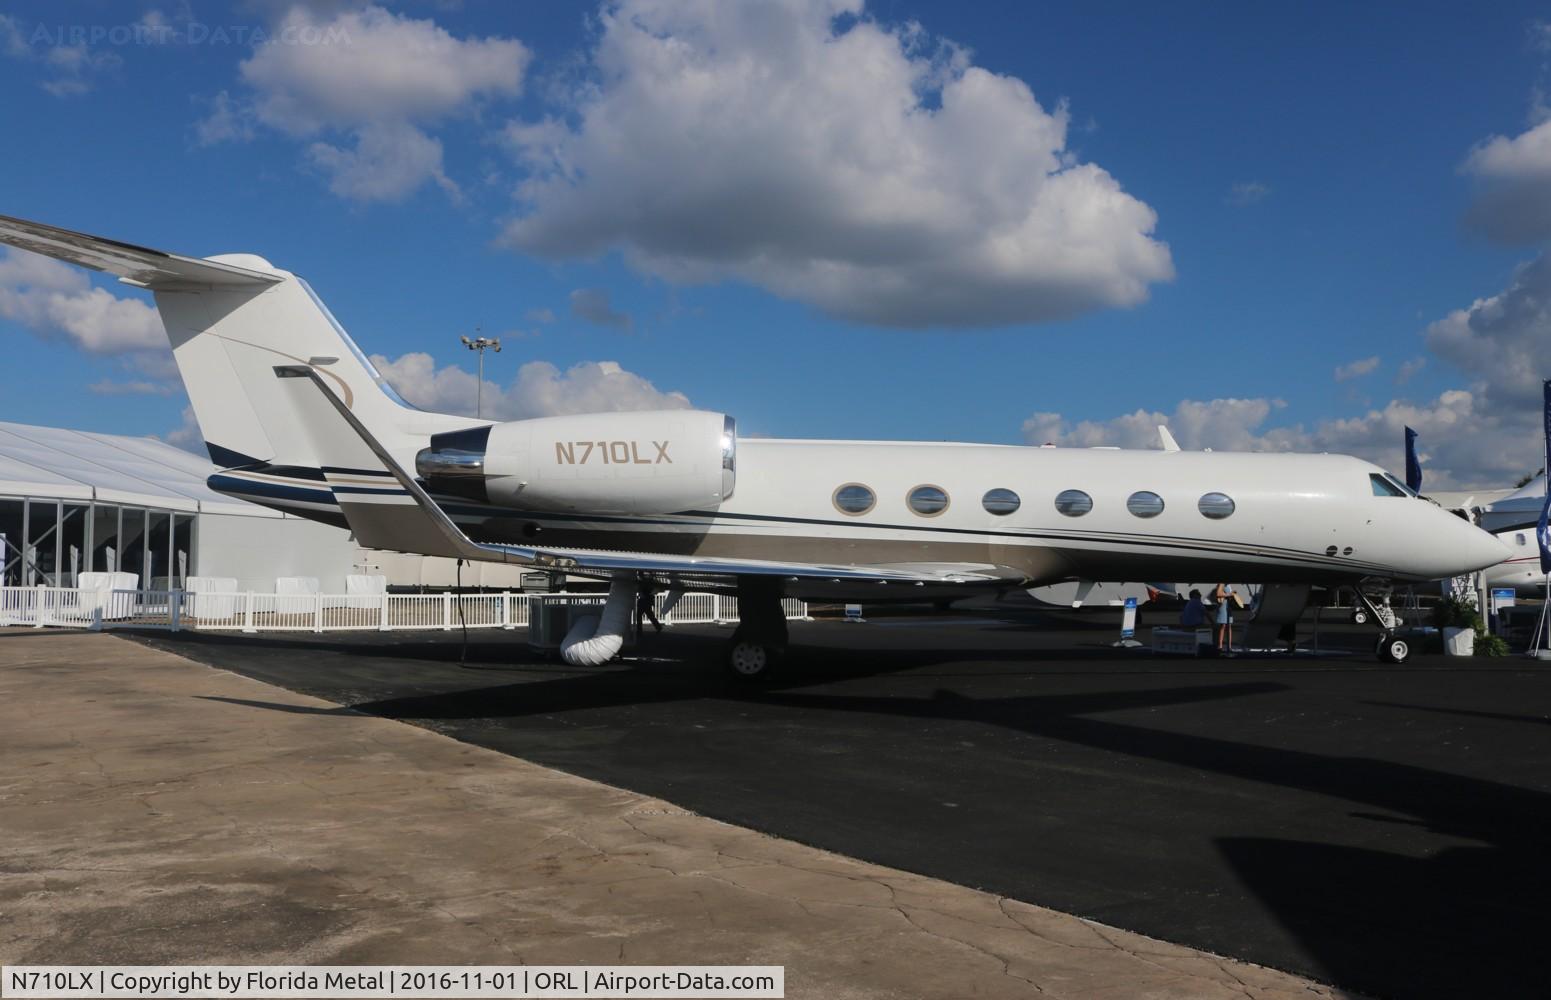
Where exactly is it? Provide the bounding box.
[0,215,1508,671]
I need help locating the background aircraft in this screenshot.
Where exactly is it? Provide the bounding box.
[1429,474,1548,596]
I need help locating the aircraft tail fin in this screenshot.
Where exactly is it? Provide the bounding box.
[0,214,477,470]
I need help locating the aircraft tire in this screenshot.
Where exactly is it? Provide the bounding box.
[726,639,782,681]
[1376,635,1410,664]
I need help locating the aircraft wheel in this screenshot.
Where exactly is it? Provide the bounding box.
[727,639,782,681]
[1352,608,1369,625]
[1376,636,1410,664]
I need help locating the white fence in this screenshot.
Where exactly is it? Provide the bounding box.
[0,586,808,633]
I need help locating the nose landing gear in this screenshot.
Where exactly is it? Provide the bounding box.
[1354,587,1411,663]
[1376,634,1411,664]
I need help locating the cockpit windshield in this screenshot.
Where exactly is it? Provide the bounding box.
[1383,472,1419,496]
[1370,473,1416,497]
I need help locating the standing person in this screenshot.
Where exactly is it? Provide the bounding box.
[1214,583,1235,656]
[1180,589,1208,627]
[635,588,663,634]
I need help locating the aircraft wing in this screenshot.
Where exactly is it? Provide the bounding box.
[0,214,281,290]
[274,365,999,586]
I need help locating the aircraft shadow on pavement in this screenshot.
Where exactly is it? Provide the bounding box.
[1363,698,1551,728]
[140,628,1549,998]
[135,624,1189,688]
[752,685,1550,1000]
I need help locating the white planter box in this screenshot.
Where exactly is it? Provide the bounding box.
[1443,627,1475,657]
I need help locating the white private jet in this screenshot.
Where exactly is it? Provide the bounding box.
[0,215,1508,671]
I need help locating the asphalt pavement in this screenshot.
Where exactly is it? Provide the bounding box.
[130,606,1551,999]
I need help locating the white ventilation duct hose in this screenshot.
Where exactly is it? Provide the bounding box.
[561,572,636,666]
[658,585,686,622]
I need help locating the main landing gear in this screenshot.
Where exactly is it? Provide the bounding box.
[1353,587,1410,663]
[724,577,788,681]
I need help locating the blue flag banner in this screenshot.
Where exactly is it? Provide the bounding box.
[1538,493,1551,576]
[1541,381,1551,575]
[1404,426,1422,493]
[1545,379,1551,488]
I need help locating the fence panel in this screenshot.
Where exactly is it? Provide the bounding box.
[781,597,809,620]
[658,591,716,624]
[506,593,533,628]
[2,587,804,633]
[1,586,99,627]
[446,593,507,629]
[0,586,38,626]
[382,594,447,631]
[250,594,320,631]
[318,602,387,630]
[187,592,249,630]
[98,590,183,630]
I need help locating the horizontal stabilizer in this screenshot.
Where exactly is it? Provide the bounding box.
[277,365,994,586]
[0,214,281,290]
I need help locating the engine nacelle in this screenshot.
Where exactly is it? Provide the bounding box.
[416,410,736,515]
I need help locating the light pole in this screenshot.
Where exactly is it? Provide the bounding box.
[460,331,501,419]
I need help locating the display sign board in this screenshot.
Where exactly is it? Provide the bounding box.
[1121,597,1138,639]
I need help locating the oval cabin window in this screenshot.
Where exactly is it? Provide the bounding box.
[1198,492,1236,519]
[907,485,950,517]
[1127,491,1165,518]
[1054,489,1092,517]
[833,483,876,516]
[982,488,1021,516]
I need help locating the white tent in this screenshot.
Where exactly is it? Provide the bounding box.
[0,420,357,590]
[0,421,264,516]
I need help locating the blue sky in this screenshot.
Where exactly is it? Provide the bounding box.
[2,0,1550,486]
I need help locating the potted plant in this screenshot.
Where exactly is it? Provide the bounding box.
[1474,632,1510,657]
[1432,597,1482,656]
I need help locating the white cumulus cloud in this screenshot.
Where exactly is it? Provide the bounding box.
[1395,356,1426,384]
[1333,356,1380,381]
[1424,252,1551,416]
[1021,398,1293,452]
[1021,385,1537,491]
[240,5,528,135]
[160,405,204,454]
[0,248,166,355]
[193,90,256,146]
[1462,118,1551,243]
[369,352,691,420]
[1019,392,1508,486]
[1021,238,1551,488]
[200,4,529,202]
[0,13,122,97]
[89,379,177,397]
[501,0,1172,328]
[307,120,459,202]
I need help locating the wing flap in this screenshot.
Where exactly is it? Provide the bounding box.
[0,214,281,289]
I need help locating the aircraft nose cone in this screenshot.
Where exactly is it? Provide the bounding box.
[1455,522,1511,574]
